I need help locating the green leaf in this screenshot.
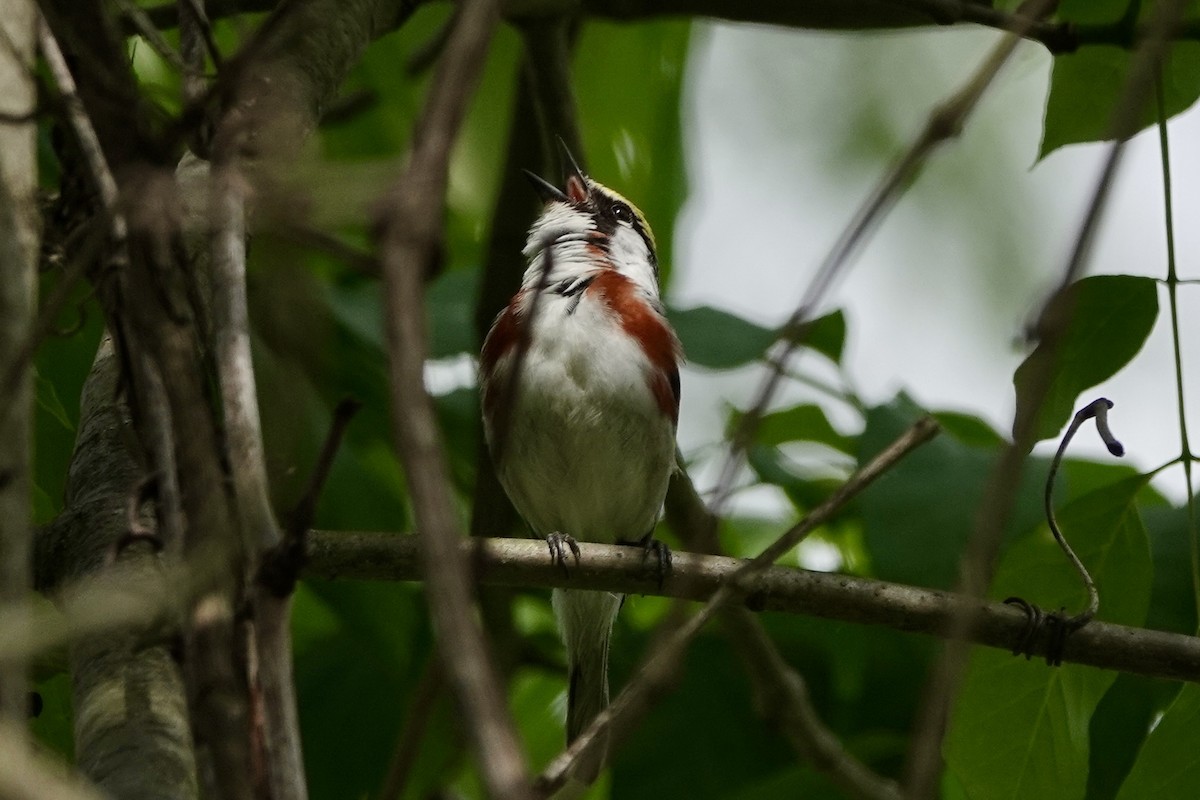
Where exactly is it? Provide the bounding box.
[667,305,777,369]
[946,652,1114,800]
[323,279,384,353]
[1013,275,1157,443]
[804,309,847,365]
[1141,504,1200,635]
[858,396,1048,590]
[1042,43,1200,158]
[1116,683,1200,799]
[944,475,1153,800]
[735,402,854,454]
[657,305,846,370]
[932,410,1005,447]
[1087,674,1181,800]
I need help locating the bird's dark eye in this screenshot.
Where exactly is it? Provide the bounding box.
[612,202,632,223]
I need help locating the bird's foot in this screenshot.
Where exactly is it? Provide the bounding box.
[546,532,581,575]
[620,533,673,590]
[1004,596,1092,667]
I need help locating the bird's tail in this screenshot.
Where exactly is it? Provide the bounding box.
[553,587,622,782]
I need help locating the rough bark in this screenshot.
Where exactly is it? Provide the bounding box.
[38,340,198,799]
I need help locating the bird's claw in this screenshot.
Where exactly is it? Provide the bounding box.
[546,532,581,575]
[1004,596,1092,667]
[621,533,672,591]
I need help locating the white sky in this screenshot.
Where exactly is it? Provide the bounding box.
[671,22,1200,511]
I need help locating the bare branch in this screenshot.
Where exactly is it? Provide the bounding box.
[374,0,533,796]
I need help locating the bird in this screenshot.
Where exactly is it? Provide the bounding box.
[479,145,682,777]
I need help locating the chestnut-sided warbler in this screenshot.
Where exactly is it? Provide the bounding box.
[480,148,682,775]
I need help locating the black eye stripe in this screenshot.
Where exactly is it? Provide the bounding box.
[587,187,658,268]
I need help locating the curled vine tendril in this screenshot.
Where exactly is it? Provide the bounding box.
[1005,397,1125,665]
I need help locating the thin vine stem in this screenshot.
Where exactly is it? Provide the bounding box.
[1155,69,1200,627]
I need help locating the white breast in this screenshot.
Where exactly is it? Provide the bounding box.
[488,290,676,544]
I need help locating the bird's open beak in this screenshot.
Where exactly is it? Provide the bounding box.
[522,169,569,203]
[523,139,589,205]
[558,139,589,204]
[558,139,586,183]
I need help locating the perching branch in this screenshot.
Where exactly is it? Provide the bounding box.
[301,533,1200,685]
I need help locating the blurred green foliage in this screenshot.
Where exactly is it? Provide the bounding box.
[26,3,1200,799]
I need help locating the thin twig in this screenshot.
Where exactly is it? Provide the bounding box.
[37,18,124,243]
[374,0,533,796]
[178,0,209,108]
[258,398,361,597]
[202,40,315,794]
[178,0,223,74]
[287,397,361,542]
[719,607,904,800]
